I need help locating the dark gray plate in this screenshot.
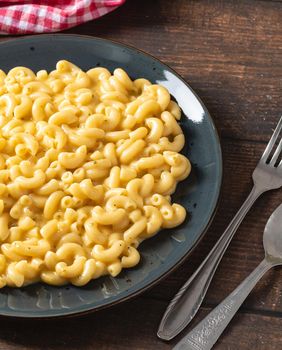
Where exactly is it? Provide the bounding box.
[0,35,222,318]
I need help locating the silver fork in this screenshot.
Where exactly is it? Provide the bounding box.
[157,116,282,341]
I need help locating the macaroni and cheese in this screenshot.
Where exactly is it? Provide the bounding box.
[0,60,191,287]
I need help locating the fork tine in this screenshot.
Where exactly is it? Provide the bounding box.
[270,137,282,166]
[260,116,282,163]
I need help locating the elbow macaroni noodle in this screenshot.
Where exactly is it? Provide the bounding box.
[0,60,191,288]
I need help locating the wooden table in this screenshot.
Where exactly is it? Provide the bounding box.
[0,0,281,349]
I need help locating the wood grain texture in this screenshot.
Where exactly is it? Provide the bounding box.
[0,0,282,349]
[0,299,281,350]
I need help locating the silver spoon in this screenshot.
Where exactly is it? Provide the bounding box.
[173,203,282,350]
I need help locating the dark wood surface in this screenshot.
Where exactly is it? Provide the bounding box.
[0,0,282,349]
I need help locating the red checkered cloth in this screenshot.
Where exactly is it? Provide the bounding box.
[0,0,125,34]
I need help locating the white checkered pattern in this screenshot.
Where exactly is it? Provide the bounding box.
[0,0,125,34]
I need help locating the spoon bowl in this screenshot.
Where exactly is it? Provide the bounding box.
[264,204,282,262]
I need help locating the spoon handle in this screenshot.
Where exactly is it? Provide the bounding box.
[158,185,264,340]
[173,259,273,350]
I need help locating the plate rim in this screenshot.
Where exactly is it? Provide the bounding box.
[0,33,223,318]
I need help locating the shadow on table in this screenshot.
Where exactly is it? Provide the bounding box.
[66,0,168,37]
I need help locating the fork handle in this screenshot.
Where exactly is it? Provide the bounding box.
[173,259,273,350]
[157,185,264,340]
